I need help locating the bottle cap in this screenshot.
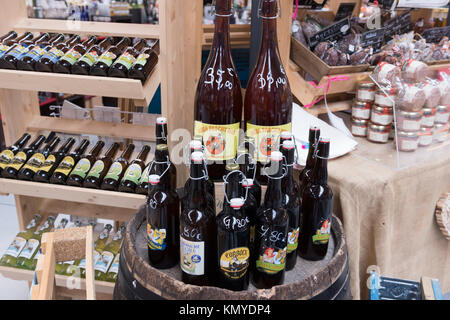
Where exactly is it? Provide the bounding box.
[191,151,204,163]
[282,140,295,150]
[156,117,167,125]
[149,174,160,185]
[241,178,254,187]
[320,137,330,143]
[270,151,283,162]
[225,163,239,172]
[189,140,202,150]
[281,131,293,140]
[230,198,245,209]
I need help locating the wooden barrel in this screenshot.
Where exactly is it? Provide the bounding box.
[113,205,352,300]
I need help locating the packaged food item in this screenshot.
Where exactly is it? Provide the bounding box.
[421,107,436,128]
[435,105,450,124]
[352,100,371,119]
[394,131,419,152]
[373,62,401,87]
[402,59,429,82]
[371,105,393,126]
[434,123,449,143]
[375,88,395,107]
[357,82,376,102]
[397,110,422,131]
[418,127,434,147]
[351,118,369,137]
[422,82,441,109]
[397,84,426,111]
[367,122,390,143]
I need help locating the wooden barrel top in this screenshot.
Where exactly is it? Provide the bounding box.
[119,205,348,300]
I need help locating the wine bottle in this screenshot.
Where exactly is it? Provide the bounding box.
[0,33,51,69]
[100,143,135,191]
[17,33,66,71]
[94,226,125,280]
[50,139,90,185]
[83,142,120,189]
[299,126,320,196]
[0,133,31,176]
[119,145,151,193]
[128,46,159,82]
[0,32,33,59]
[66,140,105,187]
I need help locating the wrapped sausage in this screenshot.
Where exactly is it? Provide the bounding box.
[292,20,308,46]
[313,42,330,60]
[373,62,401,87]
[402,59,429,82]
[397,84,426,111]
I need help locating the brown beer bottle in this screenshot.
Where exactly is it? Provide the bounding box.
[119,145,151,193]
[299,126,320,196]
[72,37,114,75]
[66,140,105,187]
[146,148,180,269]
[135,163,151,196]
[216,163,250,291]
[18,136,60,181]
[0,133,31,176]
[83,142,120,189]
[155,117,168,145]
[0,33,51,69]
[298,138,333,261]
[128,46,159,82]
[244,0,292,183]
[280,140,301,271]
[161,143,177,191]
[50,139,90,185]
[108,38,147,78]
[17,33,66,71]
[180,152,217,286]
[54,35,97,74]
[0,31,17,46]
[194,0,243,181]
[100,143,135,191]
[34,137,76,183]
[2,135,46,179]
[252,151,289,289]
[90,37,131,77]
[0,32,33,59]
[35,34,81,72]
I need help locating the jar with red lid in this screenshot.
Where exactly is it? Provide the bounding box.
[367,122,390,143]
[357,81,376,102]
[394,130,419,152]
[375,88,395,107]
[434,123,449,143]
[371,105,393,125]
[352,100,371,120]
[419,127,434,147]
[435,105,449,124]
[397,110,422,131]
[351,118,368,137]
[421,107,436,128]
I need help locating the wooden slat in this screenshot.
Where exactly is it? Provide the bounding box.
[15,18,160,39]
[38,233,56,300]
[85,226,95,300]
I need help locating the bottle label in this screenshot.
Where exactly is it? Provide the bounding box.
[135,53,149,66]
[194,121,240,161]
[4,236,27,257]
[147,223,166,251]
[287,228,299,253]
[24,46,47,62]
[94,251,115,274]
[180,237,204,276]
[312,219,331,245]
[113,52,136,70]
[86,160,105,179]
[138,165,150,184]
[0,44,11,58]
[219,247,250,280]
[0,149,15,169]
[8,44,30,59]
[122,163,142,185]
[97,51,117,67]
[246,122,292,162]
[17,238,40,259]
[79,50,99,66]
[70,158,91,179]
[255,245,287,274]
[61,48,82,65]
[8,151,28,170]
[22,152,45,172]
[43,47,64,63]
[108,254,120,275]
[54,156,75,175]
[39,154,56,172]
[104,162,122,181]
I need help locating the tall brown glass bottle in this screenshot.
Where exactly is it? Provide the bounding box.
[128,46,159,82]
[34,137,76,183]
[244,0,292,183]
[83,142,120,189]
[0,133,31,176]
[101,143,135,191]
[146,147,180,269]
[66,141,105,187]
[280,140,301,271]
[108,38,147,78]
[50,139,90,185]
[194,0,243,181]
[161,144,177,191]
[0,33,51,69]
[119,145,151,193]
[17,33,66,71]
[18,136,61,181]
[298,139,333,261]
[54,35,97,74]
[90,37,131,77]
[71,37,114,75]
[35,34,81,72]
[216,163,250,291]
[180,152,217,286]
[299,126,320,196]
[2,135,46,179]
[0,32,33,59]
[252,151,289,289]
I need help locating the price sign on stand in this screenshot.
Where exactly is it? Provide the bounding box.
[422,26,450,43]
[383,11,413,41]
[308,17,352,49]
[361,28,386,52]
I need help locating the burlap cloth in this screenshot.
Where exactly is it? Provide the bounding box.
[327,140,450,300]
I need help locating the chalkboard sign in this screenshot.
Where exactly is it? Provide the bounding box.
[361,28,386,52]
[384,11,413,41]
[422,26,450,43]
[296,0,328,9]
[308,17,352,49]
[334,3,356,21]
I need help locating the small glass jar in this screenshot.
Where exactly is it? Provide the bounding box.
[371,105,393,125]
[395,130,419,152]
[419,127,434,147]
[352,100,371,120]
[434,123,449,143]
[357,81,376,102]
[351,118,368,137]
[367,122,390,143]
[397,110,422,131]
[421,107,436,128]
[375,89,395,107]
[435,105,450,124]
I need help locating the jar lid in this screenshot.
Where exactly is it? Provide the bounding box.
[420,126,434,134]
[242,178,254,187]
[353,100,370,108]
[369,122,390,130]
[436,105,449,112]
[230,198,245,209]
[149,174,160,185]
[373,104,393,112]
[352,117,369,125]
[359,81,375,89]
[399,110,422,118]
[397,130,419,137]
[422,107,436,115]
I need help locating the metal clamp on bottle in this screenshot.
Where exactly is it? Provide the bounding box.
[222,169,249,207]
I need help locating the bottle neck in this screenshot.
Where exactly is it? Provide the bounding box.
[90,141,104,157]
[156,124,168,144]
[75,140,89,155]
[105,143,119,159]
[225,171,242,200]
[265,160,283,207]
[59,138,75,153]
[188,162,207,207]
[311,142,329,185]
[30,136,45,150]
[15,134,31,148]
[212,15,231,51]
[305,130,320,169]
[120,144,135,160]
[138,145,151,162]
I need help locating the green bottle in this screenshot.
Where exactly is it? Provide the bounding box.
[104,253,120,282]
[0,214,42,267]
[94,225,125,281]
[14,216,55,270]
[55,219,83,275]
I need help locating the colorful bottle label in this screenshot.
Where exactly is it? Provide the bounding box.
[8,151,27,170]
[39,154,56,173]
[287,227,299,253]
[22,152,45,172]
[54,156,75,175]
[134,53,149,66]
[194,121,240,161]
[113,52,136,70]
[312,219,331,245]
[255,245,287,274]
[138,165,150,184]
[42,47,64,64]
[23,46,47,62]
[219,247,250,280]
[94,251,115,274]
[104,162,122,181]
[246,122,292,162]
[97,51,117,67]
[8,44,30,59]
[0,149,14,169]
[86,160,105,179]
[4,236,27,257]
[70,158,91,179]
[17,238,40,259]
[180,237,204,276]
[79,50,99,66]
[122,163,142,185]
[60,48,82,65]
[0,44,12,58]
[108,254,120,275]
[147,223,167,251]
